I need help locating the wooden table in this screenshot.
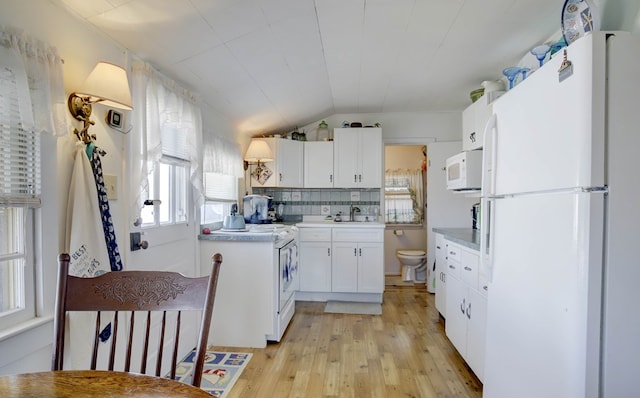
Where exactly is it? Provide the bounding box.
[0,370,212,397]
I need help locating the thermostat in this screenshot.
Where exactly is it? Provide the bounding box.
[106,109,123,129]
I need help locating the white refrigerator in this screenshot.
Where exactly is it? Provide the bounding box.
[481,32,640,398]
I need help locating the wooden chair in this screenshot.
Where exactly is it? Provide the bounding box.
[51,253,223,387]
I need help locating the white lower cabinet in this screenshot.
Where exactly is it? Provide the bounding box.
[435,234,447,316]
[444,240,487,382]
[297,225,384,299]
[299,228,332,292]
[331,241,383,293]
[299,241,332,292]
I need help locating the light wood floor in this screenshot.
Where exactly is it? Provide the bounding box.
[212,279,483,397]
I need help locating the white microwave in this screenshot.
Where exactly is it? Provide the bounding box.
[445,150,483,191]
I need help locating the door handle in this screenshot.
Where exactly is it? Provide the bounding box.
[466,302,471,319]
[460,298,466,314]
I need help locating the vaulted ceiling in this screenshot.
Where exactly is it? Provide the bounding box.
[52,0,639,138]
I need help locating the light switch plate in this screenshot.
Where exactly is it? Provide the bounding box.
[104,174,117,200]
[350,191,360,201]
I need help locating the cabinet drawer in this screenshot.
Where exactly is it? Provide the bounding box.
[445,241,462,263]
[461,249,479,288]
[299,228,332,241]
[446,258,461,279]
[332,228,383,242]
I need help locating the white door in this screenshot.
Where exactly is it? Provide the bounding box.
[483,191,602,398]
[277,139,303,187]
[299,241,332,292]
[445,274,467,355]
[357,242,383,293]
[333,129,359,187]
[466,288,487,382]
[331,242,358,292]
[491,33,601,195]
[425,142,478,293]
[358,128,382,188]
[304,142,334,188]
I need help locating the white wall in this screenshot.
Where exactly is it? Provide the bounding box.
[0,0,463,374]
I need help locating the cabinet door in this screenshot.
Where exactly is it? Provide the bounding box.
[434,234,447,316]
[445,275,468,356]
[304,141,334,188]
[250,138,278,187]
[331,242,358,292]
[359,128,382,188]
[277,139,303,187]
[357,242,384,293]
[333,129,360,187]
[466,288,487,382]
[299,242,332,292]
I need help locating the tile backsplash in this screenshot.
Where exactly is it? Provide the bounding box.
[251,188,381,222]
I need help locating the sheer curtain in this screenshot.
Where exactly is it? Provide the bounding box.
[385,168,424,224]
[130,61,204,211]
[0,26,66,137]
[202,134,243,177]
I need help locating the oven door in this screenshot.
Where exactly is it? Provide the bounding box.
[279,239,298,311]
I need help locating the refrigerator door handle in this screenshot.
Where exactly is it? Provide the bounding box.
[480,113,498,282]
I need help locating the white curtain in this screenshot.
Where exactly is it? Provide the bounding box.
[385,168,424,223]
[202,134,243,177]
[130,61,204,211]
[0,26,66,137]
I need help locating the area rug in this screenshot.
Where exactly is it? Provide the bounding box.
[324,300,382,315]
[171,350,252,397]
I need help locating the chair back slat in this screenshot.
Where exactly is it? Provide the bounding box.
[91,311,101,370]
[141,311,151,374]
[125,311,135,372]
[52,252,223,388]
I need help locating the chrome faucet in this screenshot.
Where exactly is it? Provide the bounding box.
[349,205,361,222]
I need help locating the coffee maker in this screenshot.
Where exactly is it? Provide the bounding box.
[243,195,273,224]
[471,202,480,230]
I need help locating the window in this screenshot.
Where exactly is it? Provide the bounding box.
[384,169,424,224]
[0,208,35,326]
[141,157,190,227]
[0,65,40,327]
[201,173,238,224]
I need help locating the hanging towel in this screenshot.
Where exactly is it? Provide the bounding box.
[65,141,112,277]
[88,142,123,271]
[64,141,113,369]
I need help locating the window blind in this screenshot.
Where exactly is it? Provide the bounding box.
[0,66,41,207]
[204,173,237,202]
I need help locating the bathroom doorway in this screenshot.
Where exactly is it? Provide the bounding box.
[383,144,428,277]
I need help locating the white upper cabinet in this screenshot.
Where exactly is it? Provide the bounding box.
[249,138,304,188]
[462,94,501,151]
[333,127,382,188]
[304,141,334,188]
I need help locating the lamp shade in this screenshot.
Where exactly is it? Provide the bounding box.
[76,62,133,110]
[244,140,273,162]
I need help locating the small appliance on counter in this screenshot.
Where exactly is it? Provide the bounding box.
[222,203,246,230]
[243,194,273,224]
[471,202,480,230]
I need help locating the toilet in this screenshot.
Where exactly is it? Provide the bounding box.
[397,249,427,282]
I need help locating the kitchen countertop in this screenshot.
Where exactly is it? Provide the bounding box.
[432,227,480,251]
[296,215,385,228]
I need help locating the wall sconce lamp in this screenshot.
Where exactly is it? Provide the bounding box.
[68,62,133,143]
[243,140,274,180]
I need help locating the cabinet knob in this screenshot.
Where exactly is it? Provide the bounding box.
[329,174,333,182]
[354,248,357,256]
[464,266,472,271]
[466,302,472,319]
[460,298,466,314]
[328,248,331,256]
[448,264,456,270]
[354,174,357,183]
